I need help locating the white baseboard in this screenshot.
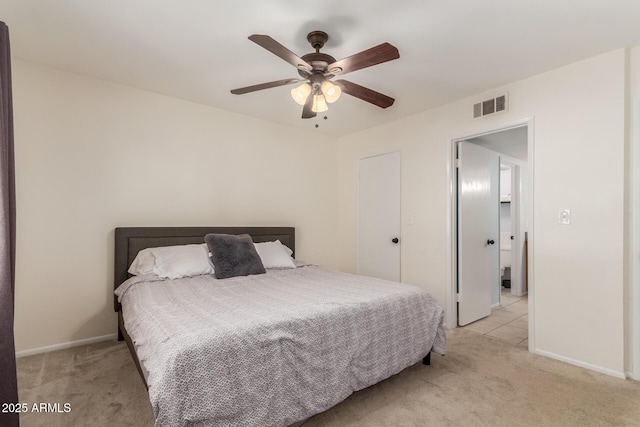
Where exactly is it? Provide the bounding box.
[626,370,640,381]
[535,349,626,379]
[15,334,118,358]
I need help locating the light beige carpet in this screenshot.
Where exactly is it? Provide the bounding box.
[17,328,640,426]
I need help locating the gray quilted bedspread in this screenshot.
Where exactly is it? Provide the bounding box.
[115,265,446,427]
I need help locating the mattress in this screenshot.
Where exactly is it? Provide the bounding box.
[115,264,446,427]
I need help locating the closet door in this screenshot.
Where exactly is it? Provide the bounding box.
[357,151,401,282]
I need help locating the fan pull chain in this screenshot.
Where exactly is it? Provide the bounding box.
[314,115,328,128]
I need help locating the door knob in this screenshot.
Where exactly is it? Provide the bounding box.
[392,237,399,244]
[487,239,495,245]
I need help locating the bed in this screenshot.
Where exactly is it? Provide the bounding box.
[114,226,446,427]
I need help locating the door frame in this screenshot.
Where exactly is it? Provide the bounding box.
[446,117,535,352]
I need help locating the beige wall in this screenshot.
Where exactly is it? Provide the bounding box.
[337,49,629,377]
[12,60,340,352]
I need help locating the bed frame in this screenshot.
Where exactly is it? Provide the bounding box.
[113,226,296,387]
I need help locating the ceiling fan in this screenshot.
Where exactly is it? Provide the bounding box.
[230,31,400,119]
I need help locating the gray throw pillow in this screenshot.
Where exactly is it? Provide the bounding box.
[204,233,266,279]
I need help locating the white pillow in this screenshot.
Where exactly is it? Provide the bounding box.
[128,248,156,275]
[151,243,215,279]
[280,241,293,257]
[254,240,296,269]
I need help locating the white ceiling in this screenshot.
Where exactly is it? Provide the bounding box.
[2,0,640,137]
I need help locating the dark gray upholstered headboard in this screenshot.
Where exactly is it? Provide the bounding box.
[114,226,295,311]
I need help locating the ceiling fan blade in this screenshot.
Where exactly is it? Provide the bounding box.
[335,79,395,109]
[301,93,316,119]
[248,34,313,72]
[328,43,399,75]
[230,78,302,95]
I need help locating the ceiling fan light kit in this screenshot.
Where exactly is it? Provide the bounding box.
[291,83,311,105]
[312,94,328,113]
[291,81,340,112]
[231,30,399,119]
[321,81,341,103]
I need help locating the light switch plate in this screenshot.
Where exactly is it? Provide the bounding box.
[558,209,571,225]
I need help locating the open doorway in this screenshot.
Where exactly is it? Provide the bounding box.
[449,121,533,351]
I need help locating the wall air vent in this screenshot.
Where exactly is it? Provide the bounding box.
[473,93,508,119]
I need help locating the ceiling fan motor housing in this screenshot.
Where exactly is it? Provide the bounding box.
[298,31,340,78]
[299,52,336,78]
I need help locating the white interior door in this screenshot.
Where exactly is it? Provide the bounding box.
[358,151,401,282]
[457,142,500,326]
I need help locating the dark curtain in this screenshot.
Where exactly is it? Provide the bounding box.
[0,20,18,427]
